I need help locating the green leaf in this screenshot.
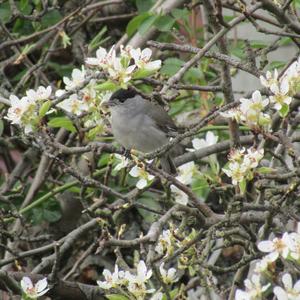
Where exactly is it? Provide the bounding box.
[268,61,286,70]
[171,8,189,20]
[256,167,276,174]
[106,295,130,300]
[192,177,210,199]
[48,117,76,132]
[161,58,184,76]
[39,100,52,117]
[295,0,300,8]
[20,0,29,11]
[136,193,162,223]
[41,10,62,28]
[239,179,247,194]
[132,68,157,79]
[126,12,151,37]
[223,15,235,22]
[154,15,175,32]
[86,125,105,140]
[162,288,179,300]
[43,209,61,223]
[88,26,109,52]
[13,18,34,35]
[95,81,118,91]
[138,14,159,36]
[183,67,203,83]
[279,37,292,46]
[135,0,155,12]
[279,103,289,117]
[0,3,12,23]
[250,40,267,49]
[17,0,32,14]
[98,153,111,168]
[229,41,246,59]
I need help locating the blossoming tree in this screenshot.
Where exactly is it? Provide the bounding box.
[0,1,300,299]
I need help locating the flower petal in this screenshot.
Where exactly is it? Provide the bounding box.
[257,240,274,252]
[20,277,33,292]
[282,273,292,290]
[273,286,288,300]
[136,178,147,189]
[129,166,139,177]
[35,278,48,293]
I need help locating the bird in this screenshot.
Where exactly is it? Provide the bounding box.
[107,88,178,174]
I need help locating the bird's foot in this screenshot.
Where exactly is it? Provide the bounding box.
[122,148,132,159]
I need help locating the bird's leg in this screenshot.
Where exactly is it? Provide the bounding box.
[122,147,132,159]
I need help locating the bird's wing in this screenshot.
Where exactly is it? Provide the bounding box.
[142,100,177,135]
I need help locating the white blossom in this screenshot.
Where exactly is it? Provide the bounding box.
[229,148,246,162]
[129,165,154,189]
[282,58,300,82]
[125,260,154,300]
[130,48,161,71]
[26,86,52,102]
[159,263,178,284]
[20,276,49,299]
[189,131,218,151]
[240,91,269,115]
[235,274,270,300]
[114,154,130,171]
[5,95,37,134]
[223,161,249,185]
[244,148,264,169]
[6,95,33,125]
[273,273,300,300]
[223,147,263,187]
[120,45,133,59]
[170,184,189,205]
[127,281,155,300]
[257,233,290,261]
[220,108,242,122]
[176,161,197,185]
[125,260,152,285]
[239,90,270,127]
[56,94,89,116]
[155,230,173,256]
[97,264,124,290]
[253,254,274,274]
[221,90,271,128]
[270,77,292,111]
[85,46,111,67]
[63,67,86,90]
[107,57,136,84]
[285,223,300,261]
[260,69,279,90]
[85,45,161,85]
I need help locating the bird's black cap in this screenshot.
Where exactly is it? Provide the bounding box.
[109,88,138,104]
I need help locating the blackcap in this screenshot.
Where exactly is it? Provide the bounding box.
[108,89,178,174]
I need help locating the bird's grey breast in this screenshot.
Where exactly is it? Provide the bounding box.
[110,99,169,152]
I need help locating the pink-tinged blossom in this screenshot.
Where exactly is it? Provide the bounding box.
[20,277,49,299]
